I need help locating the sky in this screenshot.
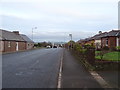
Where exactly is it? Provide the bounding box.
[0,0,119,42]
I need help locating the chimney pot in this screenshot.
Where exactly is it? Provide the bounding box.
[13,31,19,35]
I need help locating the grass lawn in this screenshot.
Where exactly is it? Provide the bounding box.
[95,51,120,61]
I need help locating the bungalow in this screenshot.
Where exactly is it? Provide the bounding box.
[77,30,120,50]
[84,37,95,46]
[93,32,108,49]
[0,29,26,52]
[0,29,34,53]
[77,37,95,47]
[101,30,120,49]
[20,34,34,50]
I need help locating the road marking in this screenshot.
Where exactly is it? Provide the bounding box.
[57,51,63,88]
[89,71,112,88]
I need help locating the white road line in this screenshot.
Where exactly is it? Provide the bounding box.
[57,52,63,88]
[89,71,112,88]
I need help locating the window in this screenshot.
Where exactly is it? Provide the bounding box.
[106,39,108,46]
[8,41,11,47]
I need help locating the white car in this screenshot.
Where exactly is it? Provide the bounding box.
[46,45,51,48]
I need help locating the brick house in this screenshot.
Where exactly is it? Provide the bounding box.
[93,32,108,49]
[77,37,95,47]
[84,37,95,46]
[0,29,33,53]
[77,30,120,49]
[20,34,34,50]
[101,30,120,49]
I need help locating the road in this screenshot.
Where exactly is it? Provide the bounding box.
[3,48,63,88]
[2,48,103,88]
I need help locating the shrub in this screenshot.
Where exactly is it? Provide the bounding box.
[83,44,95,49]
[73,43,83,52]
[116,46,120,51]
[110,47,116,51]
[102,46,109,51]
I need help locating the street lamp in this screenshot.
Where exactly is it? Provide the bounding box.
[32,27,37,41]
[69,34,72,41]
[69,34,72,49]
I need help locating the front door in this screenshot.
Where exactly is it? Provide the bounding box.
[16,42,18,51]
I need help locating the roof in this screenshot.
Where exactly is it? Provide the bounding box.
[0,29,24,41]
[20,34,34,43]
[94,32,108,40]
[103,30,120,37]
[77,30,120,43]
[116,31,120,37]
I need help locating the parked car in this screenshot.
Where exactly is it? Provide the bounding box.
[46,45,51,48]
[53,46,57,48]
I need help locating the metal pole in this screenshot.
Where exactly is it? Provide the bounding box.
[32,28,33,41]
[69,34,72,49]
[32,27,37,41]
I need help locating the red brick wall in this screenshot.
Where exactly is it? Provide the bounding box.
[3,41,26,52]
[108,37,116,48]
[101,37,117,48]
[4,41,16,52]
[18,42,26,51]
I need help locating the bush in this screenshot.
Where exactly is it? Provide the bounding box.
[73,43,83,52]
[116,46,120,51]
[110,47,116,51]
[83,44,95,49]
[102,46,109,51]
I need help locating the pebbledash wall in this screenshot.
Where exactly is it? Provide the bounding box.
[0,41,26,52]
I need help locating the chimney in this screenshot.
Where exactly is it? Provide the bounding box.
[13,31,19,35]
[99,31,102,34]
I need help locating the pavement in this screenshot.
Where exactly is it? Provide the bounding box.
[61,49,102,88]
[97,71,119,88]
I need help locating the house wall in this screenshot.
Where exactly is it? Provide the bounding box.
[18,42,26,51]
[108,37,116,48]
[116,37,120,47]
[95,40,101,49]
[4,41,16,52]
[2,41,26,52]
[101,37,117,48]
[26,42,34,50]
[0,41,4,52]
[101,37,108,48]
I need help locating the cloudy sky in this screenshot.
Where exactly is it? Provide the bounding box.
[0,0,119,42]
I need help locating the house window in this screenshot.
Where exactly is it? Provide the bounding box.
[106,39,108,46]
[8,41,11,47]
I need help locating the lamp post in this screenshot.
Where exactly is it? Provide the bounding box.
[69,34,72,41]
[69,34,72,49]
[32,27,37,41]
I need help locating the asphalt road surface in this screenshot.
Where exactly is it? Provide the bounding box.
[3,48,103,88]
[3,48,63,88]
